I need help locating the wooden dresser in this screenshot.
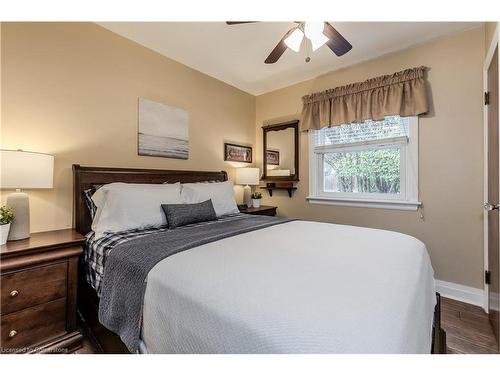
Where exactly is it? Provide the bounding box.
[0,229,85,354]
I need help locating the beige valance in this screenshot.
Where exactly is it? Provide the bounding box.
[301,66,429,130]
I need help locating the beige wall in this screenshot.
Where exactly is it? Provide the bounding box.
[1,23,256,232]
[255,27,485,288]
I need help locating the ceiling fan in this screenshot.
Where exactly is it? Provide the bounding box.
[226,21,352,64]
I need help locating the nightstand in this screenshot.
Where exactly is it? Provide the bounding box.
[239,205,277,216]
[1,229,85,354]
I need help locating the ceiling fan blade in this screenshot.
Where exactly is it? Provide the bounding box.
[226,21,258,25]
[323,22,352,56]
[264,27,296,64]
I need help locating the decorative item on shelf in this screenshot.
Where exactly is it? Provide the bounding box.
[224,143,252,163]
[251,191,262,208]
[0,205,15,245]
[0,149,54,240]
[236,167,260,207]
[267,169,291,177]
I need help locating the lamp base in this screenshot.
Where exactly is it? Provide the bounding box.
[243,185,252,207]
[6,191,30,241]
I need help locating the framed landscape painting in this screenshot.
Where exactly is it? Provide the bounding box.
[224,143,252,163]
[138,97,189,159]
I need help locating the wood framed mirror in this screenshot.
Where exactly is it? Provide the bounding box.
[261,120,299,181]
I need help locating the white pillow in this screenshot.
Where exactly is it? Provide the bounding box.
[91,182,181,239]
[181,181,239,217]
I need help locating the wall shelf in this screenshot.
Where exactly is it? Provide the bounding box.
[260,186,297,198]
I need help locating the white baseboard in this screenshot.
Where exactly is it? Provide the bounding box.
[435,279,484,308]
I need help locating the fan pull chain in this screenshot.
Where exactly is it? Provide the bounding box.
[305,37,312,63]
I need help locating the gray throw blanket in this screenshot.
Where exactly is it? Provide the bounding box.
[98,214,293,353]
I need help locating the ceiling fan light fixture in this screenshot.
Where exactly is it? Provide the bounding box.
[284,28,304,52]
[304,22,329,51]
[304,22,323,39]
[309,32,329,51]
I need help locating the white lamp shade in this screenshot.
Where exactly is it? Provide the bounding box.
[236,168,260,186]
[1,150,54,189]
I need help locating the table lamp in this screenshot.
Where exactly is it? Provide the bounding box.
[236,167,260,207]
[1,149,54,241]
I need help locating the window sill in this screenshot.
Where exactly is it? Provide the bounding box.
[306,196,421,211]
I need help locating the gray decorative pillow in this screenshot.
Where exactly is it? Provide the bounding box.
[161,199,217,229]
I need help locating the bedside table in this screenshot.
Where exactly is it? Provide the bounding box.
[1,229,85,354]
[239,205,277,216]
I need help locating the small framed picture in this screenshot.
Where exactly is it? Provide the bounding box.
[224,143,252,163]
[266,150,280,165]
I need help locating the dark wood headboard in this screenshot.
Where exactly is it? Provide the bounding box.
[73,164,228,235]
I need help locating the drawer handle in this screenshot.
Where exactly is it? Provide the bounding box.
[8,330,17,338]
[10,290,19,298]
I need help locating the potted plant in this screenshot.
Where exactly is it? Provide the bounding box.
[251,191,262,208]
[0,205,15,245]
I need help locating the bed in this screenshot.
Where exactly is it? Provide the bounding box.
[73,164,446,354]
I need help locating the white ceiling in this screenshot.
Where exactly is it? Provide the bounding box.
[98,22,481,95]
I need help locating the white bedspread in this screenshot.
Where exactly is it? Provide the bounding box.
[141,221,436,353]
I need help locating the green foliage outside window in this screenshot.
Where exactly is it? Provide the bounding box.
[324,149,400,194]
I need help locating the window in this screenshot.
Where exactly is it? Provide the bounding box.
[308,116,420,210]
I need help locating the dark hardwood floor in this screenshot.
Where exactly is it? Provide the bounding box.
[73,297,499,354]
[441,297,498,354]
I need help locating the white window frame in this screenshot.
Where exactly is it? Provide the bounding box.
[307,116,421,210]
